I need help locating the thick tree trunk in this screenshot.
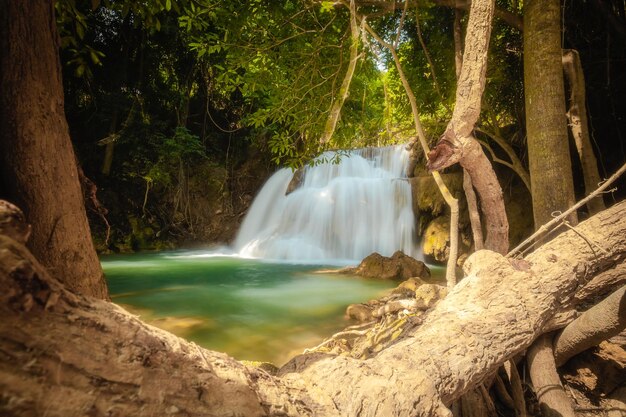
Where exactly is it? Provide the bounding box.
[2,200,625,417]
[562,49,606,215]
[523,0,577,229]
[0,0,107,299]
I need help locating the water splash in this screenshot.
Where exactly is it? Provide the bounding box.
[234,145,419,264]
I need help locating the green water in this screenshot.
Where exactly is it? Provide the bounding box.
[102,251,396,365]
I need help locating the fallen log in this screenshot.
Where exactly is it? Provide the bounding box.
[1,200,625,416]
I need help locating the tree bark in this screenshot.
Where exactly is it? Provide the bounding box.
[464,169,484,250]
[319,0,360,145]
[553,285,626,367]
[452,9,484,253]
[523,0,578,229]
[527,334,577,417]
[2,200,625,417]
[562,49,606,215]
[0,0,107,299]
[426,0,509,255]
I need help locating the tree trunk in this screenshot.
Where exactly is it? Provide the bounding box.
[0,0,107,299]
[523,0,577,229]
[2,200,625,417]
[452,8,485,253]
[426,0,509,255]
[562,49,606,215]
[319,0,360,145]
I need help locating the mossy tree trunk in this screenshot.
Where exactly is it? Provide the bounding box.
[523,0,577,229]
[0,0,108,299]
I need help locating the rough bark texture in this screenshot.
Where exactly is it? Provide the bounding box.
[2,200,625,416]
[554,285,626,367]
[524,0,577,229]
[281,200,626,415]
[463,169,484,250]
[562,49,606,215]
[527,334,577,417]
[426,0,509,255]
[0,235,320,417]
[0,0,107,299]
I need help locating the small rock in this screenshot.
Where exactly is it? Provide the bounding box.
[398,277,427,292]
[346,304,374,322]
[414,284,448,310]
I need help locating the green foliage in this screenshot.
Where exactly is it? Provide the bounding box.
[180,0,395,166]
[122,126,205,190]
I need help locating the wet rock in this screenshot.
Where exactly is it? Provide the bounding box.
[410,173,464,217]
[422,216,450,263]
[346,251,430,281]
[285,168,305,195]
[346,304,374,322]
[397,277,428,292]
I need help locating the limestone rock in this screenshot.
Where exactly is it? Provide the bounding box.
[422,216,451,262]
[347,251,430,280]
[409,173,464,217]
[398,277,427,291]
[414,284,448,310]
[346,303,374,322]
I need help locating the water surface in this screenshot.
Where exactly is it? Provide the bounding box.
[103,250,395,365]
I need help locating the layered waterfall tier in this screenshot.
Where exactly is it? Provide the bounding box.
[234,145,419,263]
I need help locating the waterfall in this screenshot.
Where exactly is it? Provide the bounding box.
[234,145,419,264]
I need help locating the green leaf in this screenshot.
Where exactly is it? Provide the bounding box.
[165,0,171,11]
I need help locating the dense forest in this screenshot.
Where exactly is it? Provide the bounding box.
[47,0,626,253]
[1,0,625,416]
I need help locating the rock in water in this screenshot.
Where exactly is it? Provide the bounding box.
[347,250,430,280]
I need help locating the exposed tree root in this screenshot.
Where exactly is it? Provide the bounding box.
[527,333,577,417]
[1,200,626,416]
[554,285,626,367]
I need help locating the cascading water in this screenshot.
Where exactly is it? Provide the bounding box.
[234,145,419,264]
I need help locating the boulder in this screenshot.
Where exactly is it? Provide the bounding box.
[422,216,451,263]
[409,173,464,218]
[347,251,430,280]
[346,303,374,322]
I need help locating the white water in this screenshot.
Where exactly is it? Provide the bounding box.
[234,145,419,264]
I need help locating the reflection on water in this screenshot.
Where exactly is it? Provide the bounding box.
[102,250,395,365]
